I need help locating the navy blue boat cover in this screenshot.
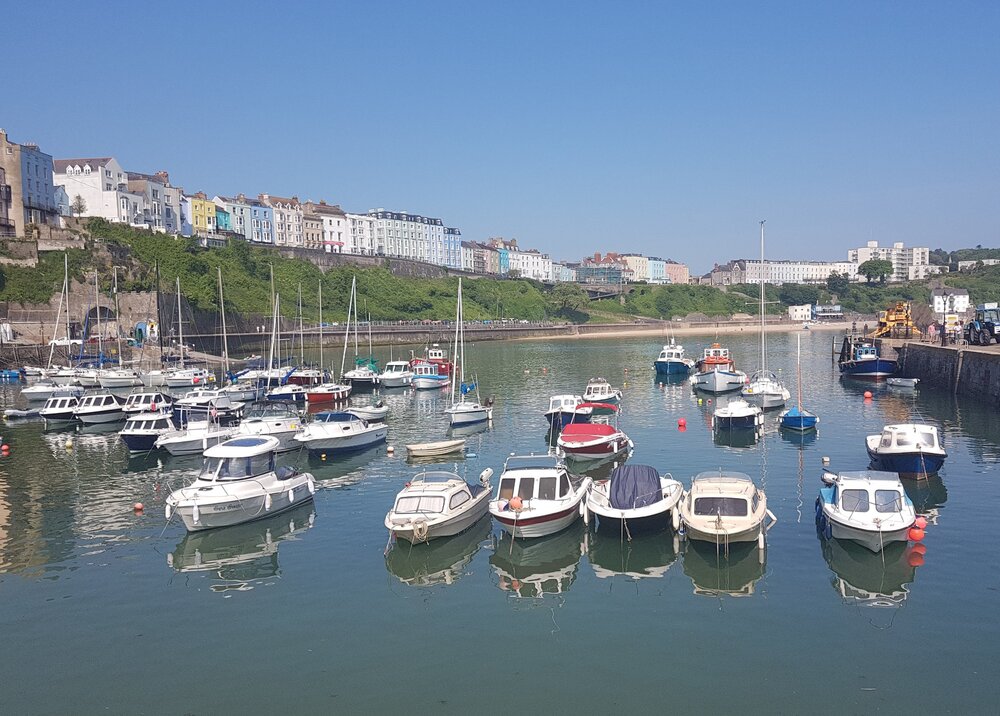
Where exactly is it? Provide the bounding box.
[609,465,663,509]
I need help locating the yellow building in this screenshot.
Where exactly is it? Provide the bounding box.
[188,191,216,236]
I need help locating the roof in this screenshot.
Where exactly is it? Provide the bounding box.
[204,435,279,458]
[930,287,968,297]
[53,158,114,172]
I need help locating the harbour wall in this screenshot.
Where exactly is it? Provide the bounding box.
[896,343,1000,401]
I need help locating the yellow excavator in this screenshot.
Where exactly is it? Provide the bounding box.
[871,301,921,338]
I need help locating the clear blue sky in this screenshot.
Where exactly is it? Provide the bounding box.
[5,2,998,272]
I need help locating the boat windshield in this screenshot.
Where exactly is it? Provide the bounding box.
[874,490,903,513]
[394,495,445,514]
[693,497,748,517]
[504,455,560,471]
[841,489,870,512]
[199,453,275,481]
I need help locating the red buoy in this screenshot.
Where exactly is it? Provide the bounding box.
[133,502,144,513]
[677,418,687,428]
[863,391,873,399]
[908,527,925,542]
[914,516,928,530]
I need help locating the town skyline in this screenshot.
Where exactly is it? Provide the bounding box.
[6,3,999,271]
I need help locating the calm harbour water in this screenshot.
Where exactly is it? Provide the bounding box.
[1,331,998,714]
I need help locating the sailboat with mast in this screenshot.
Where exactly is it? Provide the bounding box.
[741,220,790,410]
[445,278,492,426]
[99,267,144,388]
[306,278,352,404]
[342,277,379,390]
[779,333,818,431]
[165,277,214,389]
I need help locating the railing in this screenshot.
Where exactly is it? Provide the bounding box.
[0,218,15,237]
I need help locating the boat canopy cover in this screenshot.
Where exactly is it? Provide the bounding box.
[561,422,617,437]
[578,402,618,412]
[609,465,663,509]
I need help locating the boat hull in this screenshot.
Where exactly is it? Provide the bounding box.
[412,377,449,390]
[379,374,413,388]
[866,448,946,478]
[840,358,897,379]
[694,370,746,393]
[654,360,692,375]
[446,405,492,426]
[714,414,761,430]
[120,432,163,453]
[557,436,631,461]
[390,496,489,544]
[683,521,763,545]
[75,408,125,425]
[492,503,582,539]
[157,430,236,456]
[295,427,388,456]
[171,488,314,532]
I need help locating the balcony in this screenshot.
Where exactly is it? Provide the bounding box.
[0,218,15,236]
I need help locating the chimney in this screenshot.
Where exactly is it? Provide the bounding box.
[155,170,170,184]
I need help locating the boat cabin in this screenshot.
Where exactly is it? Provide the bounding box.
[198,436,279,482]
[583,378,616,400]
[821,471,909,515]
[412,362,442,378]
[876,424,941,453]
[700,343,732,364]
[390,472,482,516]
[688,472,759,517]
[313,411,368,428]
[42,396,79,412]
[124,392,171,412]
[853,343,880,362]
[497,455,573,503]
[547,395,583,413]
[123,413,173,433]
[77,394,123,410]
[427,345,447,362]
[383,361,412,375]
[658,345,685,362]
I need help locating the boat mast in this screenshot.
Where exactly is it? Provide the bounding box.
[176,277,184,369]
[94,272,103,363]
[340,276,355,378]
[450,279,462,401]
[796,332,802,412]
[155,260,164,357]
[218,267,230,377]
[318,280,324,373]
[113,266,123,365]
[64,253,71,351]
[46,256,67,368]
[298,282,304,366]
[758,220,765,372]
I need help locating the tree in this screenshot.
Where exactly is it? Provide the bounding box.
[778,283,820,306]
[826,271,850,295]
[858,258,894,284]
[71,195,87,217]
[546,282,588,314]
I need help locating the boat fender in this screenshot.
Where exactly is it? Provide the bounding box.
[672,509,680,532]
[758,532,766,550]
[287,486,295,503]
[165,503,172,520]
[413,519,429,541]
[580,502,589,527]
[264,494,272,512]
[307,478,315,495]
[192,502,200,525]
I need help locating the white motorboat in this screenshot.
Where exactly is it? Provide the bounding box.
[678,470,777,552]
[172,389,245,426]
[51,366,85,386]
[405,439,466,458]
[712,398,764,431]
[141,369,169,387]
[865,423,947,478]
[165,436,316,532]
[155,418,237,456]
[220,381,266,403]
[234,401,304,452]
[556,403,632,461]
[411,362,449,390]
[21,382,83,402]
[293,411,388,456]
[583,377,622,404]
[886,377,920,388]
[39,395,81,423]
[586,464,684,531]
[73,393,126,424]
[445,279,493,427]
[98,367,143,388]
[489,454,592,538]
[692,343,748,393]
[165,367,215,389]
[817,470,917,552]
[122,391,173,416]
[384,468,493,543]
[347,400,389,422]
[119,412,175,453]
[379,360,414,388]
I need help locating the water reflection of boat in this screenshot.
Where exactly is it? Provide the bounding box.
[682,541,766,597]
[449,421,491,439]
[384,516,491,587]
[780,426,818,446]
[588,527,678,580]
[166,502,316,585]
[308,444,384,486]
[490,522,586,598]
[902,475,948,516]
[821,537,918,608]
[712,426,761,448]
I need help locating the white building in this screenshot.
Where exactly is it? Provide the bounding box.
[261,194,304,247]
[510,247,552,281]
[848,240,932,282]
[345,212,377,255]
[788,304,812,321]
[957,258,1000,271]
[54,157,146,226]
[369,208,447,263]
[303,201,347,253]
[930,288,970,315]
[740,259,859,285]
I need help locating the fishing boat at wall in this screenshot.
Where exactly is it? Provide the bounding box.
[865,424,947,478]
[155,416,238,456]
[712,398,763,431]
[741,221,790,410]
[410,361,449,390]
[165,436,316,532]
[779,333,818,431]
[122,391,173,416]
[838,335,897,379]
[489,454,592,538]
[543,394,589,430]
[234,401,304,453]
[73,393,126,425]
[384,468,493,544]
[556,403,632,461]
[293,410,388,456]
[119,412,175,453]
[379,360,414,388]
[404,439,466,458]
[583,377,622,404]
[816,470,917,552]
[586,464,684,532]
[654,339,695,376]
[39,395,81,424]
[678,470,777,553]
[445,279,493,427]
[692,343,747,393]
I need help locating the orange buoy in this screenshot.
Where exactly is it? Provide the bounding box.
[908,551,925,568]
[133,502,144,512]
[509,496,523,510]
[908,527,925,542]
[914,516,928,530]
[863,391,873,399]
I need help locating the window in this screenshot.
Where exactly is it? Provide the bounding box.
[841,489,870,512]
[498,478,515,500]
[694,497,748,516]
[449,491,470,510]
[874,490,902,513]
[537,477,557,500]
[895,434,913,448]
[395,495,444,513]
[517,478,535,500]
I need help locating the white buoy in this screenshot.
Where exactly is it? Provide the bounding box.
[822,456,830,465]
[65,437,74,449]
[387,445,395,454]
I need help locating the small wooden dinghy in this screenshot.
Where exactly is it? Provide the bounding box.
[886,377,919,388]
[405,439,466,458]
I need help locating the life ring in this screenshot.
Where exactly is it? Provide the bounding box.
[412,519,429,541]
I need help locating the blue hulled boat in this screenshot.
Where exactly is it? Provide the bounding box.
[779,334,819,432]
[839,336,896,379]
[865,424,947,478]
[653,340,695,376]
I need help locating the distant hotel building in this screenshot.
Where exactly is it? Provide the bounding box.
[711,258,858,285]
[368,208,461,268]
[848,240,943,282]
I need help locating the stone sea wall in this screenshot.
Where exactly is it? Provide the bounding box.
[897,343,1000,402]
